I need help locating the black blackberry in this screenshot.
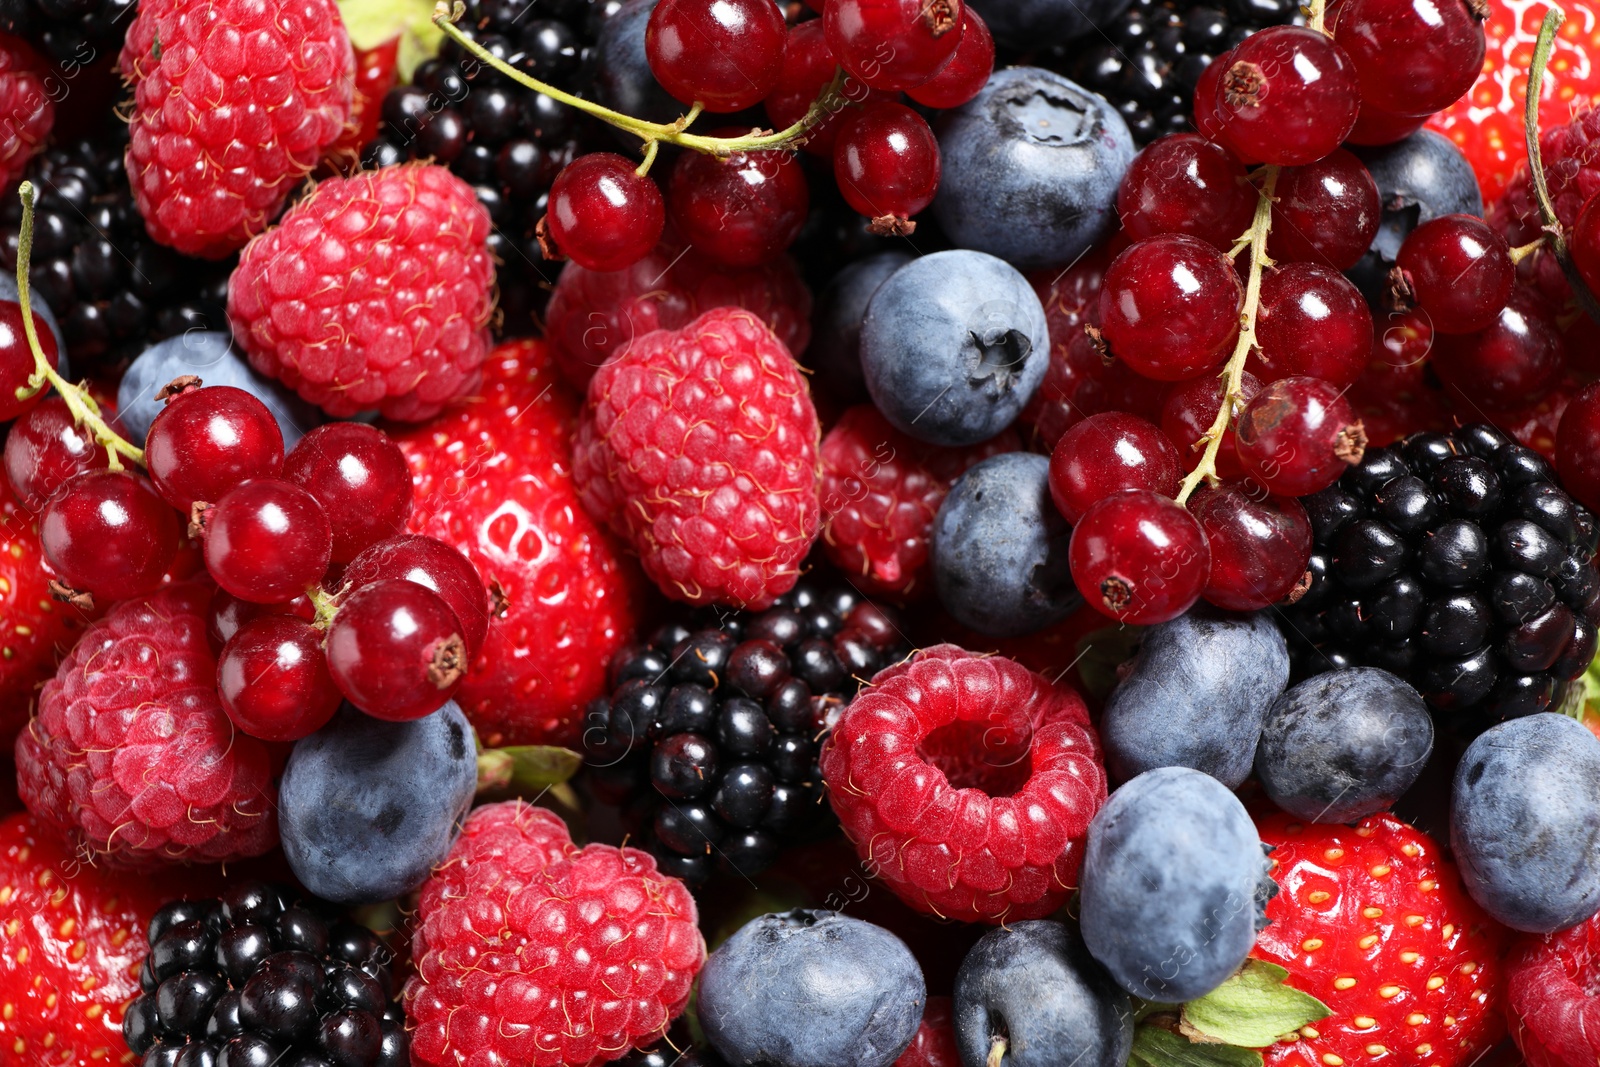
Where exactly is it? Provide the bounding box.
[583,583,909,885]
[0,0,134,66]
[0,126,232,372]
[125,880,409,1067]
[1042,0,1303,144]
[1278,425,1600,735]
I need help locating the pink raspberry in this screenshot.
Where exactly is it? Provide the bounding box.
[572,307,822,609]
[0,33,53,187]
[119,0,354,259]
[228,163,496,421]
[406,800,705,1067]
[12,581,277,867]
[820,644,1108,924]
[821,404,1017,600]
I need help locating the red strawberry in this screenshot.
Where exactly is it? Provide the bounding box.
[1252,810,1508,1067]
[1505,909,1600,1067]
[389,338,647,748]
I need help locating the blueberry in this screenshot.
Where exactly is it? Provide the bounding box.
[699,910,925,1067]
[933,68,1134,271]
[1256,668,1433,823]
[592,0,680,136]
[810,251,913,403]
[932,453,1077,637]
[1080,767,1272,1002]
[1451,712,1600,933]
[0,272,68,373]
[116,331,322,448]
[279,702,478,903]
[1347,130,1482,300]
[967,0,1136,48]
[860,251,1048,447]
[1101,608,1289,789]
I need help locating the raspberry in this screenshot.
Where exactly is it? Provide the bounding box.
[390,338,647,747]
[1490,104,1600,307]
[406,800,706,1067]
[0,33,52,187]
[1505,909,1600,1067]
[544,235,813,391]
[820,644,1108,924]
[13,581,278,867]
[820,405,1018,600]
[228,163,496,421]
[572,307,823,610]
[119,0,354,259]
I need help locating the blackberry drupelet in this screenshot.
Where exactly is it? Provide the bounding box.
[0,0,133,65]
[583,583,908,885]
[1279,424,1600,736]
[126,880,409,1067]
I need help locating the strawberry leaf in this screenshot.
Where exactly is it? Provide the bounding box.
[1130,1025,1264,1067]
[1178,960,1332,1049]
[337,0,442,80]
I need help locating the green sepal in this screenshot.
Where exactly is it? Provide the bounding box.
[1178,960,1331,1049]
[337,0,442,80]
[1130,1026,1264,1067]
[476,745,583,795]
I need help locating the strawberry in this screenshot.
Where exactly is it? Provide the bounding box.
[1251,810,1507,1067]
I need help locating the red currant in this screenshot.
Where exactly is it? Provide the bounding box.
[206,585,315,653]
[3,396,109,512]
[832,101,941,232]
[668,139,810,267]
[1189,482,1312,611]
[1234,375,1366,496]
[1564,191,1600,300]
[1160,370,1262,481]
[906,7,994,109]
[283,422,414,564]
[325,578,466,721]
[1048,412,1181,524]
[1253,263,1373,388]
[1117,133,1256,250]
[544,153,665,273]
[1333,0,1486,117]
[1075,360,1170,423]
[1345,103,1427,146]
[0,300,58,423]
[1394,214,1513,335]
[1267,150,1380,271]
[1069,488,1211,625]
[40,470,179,602]
[218,615,342,742]
[342,534,489,658]
[764,21,881,158]
[1191,60,1241,158]
[204,478,333,604]
[824,0,965,91]
[645,0,787,112]
[1099,234,1243,381]
[1557,382,1600,513]
[1374,307,1433,372]
[1210,27,1360,166]
[1431,289,1566,411]
[145,385,285,513]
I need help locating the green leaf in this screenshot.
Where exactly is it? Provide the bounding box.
[337,0,442,79]
[1178,961,1331,1049]
[1075,624,1144,701]
[1130,1027,1264,1067]
[476,745,583,794]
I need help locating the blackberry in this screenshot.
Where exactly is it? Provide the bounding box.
[1042,0,1303,144]
[125,880,409,1067]
[583,583,909,885]
[1278,425,1600,735]
[0,0,133,66]
[0,126,232,372]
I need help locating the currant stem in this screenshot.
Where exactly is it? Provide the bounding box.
[307,584,341,630]
[1175,165,1280,507]
[1307,0,1328,34]
[12,182,144,471]
[1510,236,1545,264]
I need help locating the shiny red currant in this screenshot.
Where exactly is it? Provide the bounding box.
[669,140,810,267]
[1345,103,1426,146]
[1393,214,1513,335]
[1234,375,1366,496]
[3,395,109,512]
[1099,234,1243,381]
[1431,290,1566,411]
[1210,28,1360,166]
[283,422,414,564]
[832,101,941,233]
[824,0,965,91]
[1048,412,1181,524]
[218,615,342,742]
[1160,370,1262,481]
[1190,482,1312,611]
[325,578,466,721]
[0,300,58,423]
[906,7,994,109]
[1117,133,1256,250]
[203,478,333,604]
[342,534,489,658]
[764,21,880,158]
[40,470,179,602]
[645,0,787,112]
[1333,0,1486,117]
[543,153,665,272]
[206,585,315,653]
[1069,488,1211,625]
[1266,150,1380,271]
[145,385,285,512]
[1557,382,1600,513]
[1253,263,1373,388]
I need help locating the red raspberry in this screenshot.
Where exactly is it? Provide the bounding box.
[573,307,822,609]
[119,0,354,259]
[544,234,812,391]
[1506,910,1600,1067]
[820,645,1108,924]
[228,163,495,421]
[0,33,52,187]
[820,404,1017,600]
[13,580,278,867]
[389,339,647,747]
[895,996,960,1067]
[1489,104,1600,307]
[406,800,706,1067]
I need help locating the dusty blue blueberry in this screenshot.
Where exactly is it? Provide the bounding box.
[1080,767,1273,1003]
[860,250,1048,446]
[933,68,1134,270]
[0,273,67,375]
[279,701,478,904]
[1101,608,1288,789]
[594,0,680,135]
[932,452,1077,637]
[810,251,913,403]
[967,0,1136,49]
[1256,667,1433,823]
[1451,712,1600,933]
[699,909,925,1067]
[1348,130,1483,299]
[116,331,321,448]
[953,921,1133,1067]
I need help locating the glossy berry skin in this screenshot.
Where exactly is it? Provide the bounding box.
[824,0,965,91]
[906,8,993,109]
[1069,489,1210,625]
[1235,376,1366,497]
[669,144,809,267]
[1048,413,1180,525]
[1558,383,1600,514]
[833,102,941,230]
[145,385,286,513]
[1161,371,1262,481]
[1267,150,1381,271]
[204,479,333,604]
[764,21,882,158]
[218,615,341,742]
[645,0,787,112]
[1190,482,1313,610]
[0,301,58,423]
[341,534,488,660]
[1395,215,1514,336]
[206,586,314,652]
[1253,264,1372,388]
[325,578,465,721]
[1432,290,1566,411]
[545,153,665,273]
[283,423,413,564]
[1099,235,1242,381]
[1334,0,1486,118]
[1211,28,1360,166]
[1346,103,1428,147]
[41,470,179,602]
[4,395,110,512]
[1116,133,1255,250]
[1573,192,1600,300]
